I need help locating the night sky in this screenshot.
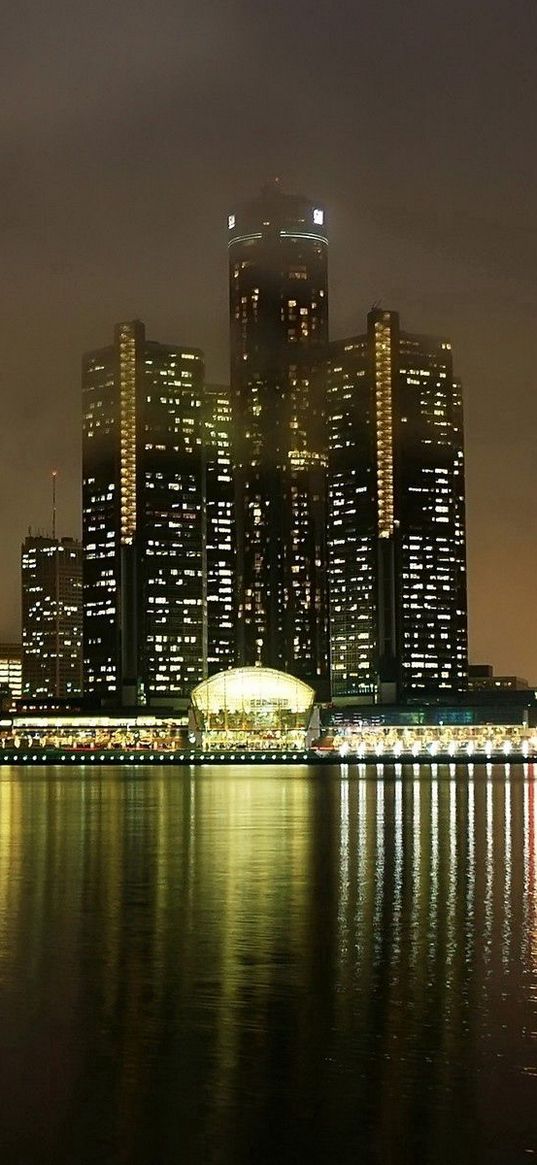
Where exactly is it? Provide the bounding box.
[1,0,536,680]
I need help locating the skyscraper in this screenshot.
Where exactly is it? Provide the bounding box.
[82,320,205,707]
[328,309,468,703]
[228,182,329,692]
[21,535,83,700]
[203,383,235,675]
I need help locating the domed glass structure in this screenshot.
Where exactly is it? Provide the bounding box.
[190,667,316,751]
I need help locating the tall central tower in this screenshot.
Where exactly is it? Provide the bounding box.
[228,182,329,692]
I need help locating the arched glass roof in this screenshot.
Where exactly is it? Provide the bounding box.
[191,667,315,717]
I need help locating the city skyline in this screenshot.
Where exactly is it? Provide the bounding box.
[1,159,536,684]
[3,217,531,680]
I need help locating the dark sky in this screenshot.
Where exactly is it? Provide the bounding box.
[1,0,536,680]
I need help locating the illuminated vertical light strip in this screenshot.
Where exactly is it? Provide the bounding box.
[374,316,394,538]
[119,325,137,545]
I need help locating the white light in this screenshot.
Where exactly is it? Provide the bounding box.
[313,208,324,225]
[339,743,349,757]
[228,214,236,230]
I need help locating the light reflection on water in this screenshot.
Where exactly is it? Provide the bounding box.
[0,764,536,1164]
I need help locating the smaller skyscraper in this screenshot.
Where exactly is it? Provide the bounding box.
[21,536,83,700]
[83,320,205,707]
[203,384,235,675]
[328,309,468,703]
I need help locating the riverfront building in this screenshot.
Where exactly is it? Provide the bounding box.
[21,535,83,700]
[0,643,22,704]
[191,666,317,751]
[228,182,329,693]
[82,321,205,707]
[328,309,468,703]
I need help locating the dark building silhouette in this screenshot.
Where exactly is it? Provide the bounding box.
[328,309,468,703]
[468,664,529,691]
[82,321,205,707]
[21,535,83,700]
[228,182,329,692]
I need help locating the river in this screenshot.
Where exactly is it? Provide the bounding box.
[0,763,535,1163]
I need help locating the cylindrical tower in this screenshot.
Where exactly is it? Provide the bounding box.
[228,182,329,692]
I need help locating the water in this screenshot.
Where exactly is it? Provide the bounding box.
[0,764,536,1164]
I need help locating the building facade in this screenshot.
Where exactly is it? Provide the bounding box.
[328,309,468,702]
[0,643,22,704]
[203,384,235,675]
[228,182,329,693]
[82,321,205,707]
[21,536,83,700]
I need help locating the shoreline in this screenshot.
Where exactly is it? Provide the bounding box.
[0,748,534,767]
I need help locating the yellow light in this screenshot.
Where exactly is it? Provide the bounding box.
[374,316,394,538]
[119,325,137,545]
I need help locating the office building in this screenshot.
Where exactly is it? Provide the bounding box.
[21,536,83,700]
[82,320,205,707]
[0,643,22,704]
[328,308,468,702]
[203,384,235,675]
[468,664,530,691]
[228,181,329,692]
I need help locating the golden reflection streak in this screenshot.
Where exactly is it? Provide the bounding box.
[503,774,512,967]
[392,771,403,963]
[465,770,475,966]
[484,767,494,966]
[373,769,385,959]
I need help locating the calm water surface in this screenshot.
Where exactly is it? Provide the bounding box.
[0,764,536,1164]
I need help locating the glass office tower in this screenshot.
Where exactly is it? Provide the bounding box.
[21,535,83,700]
[328,309,468,703]
[82,321,205,707]
[228,182,329,692]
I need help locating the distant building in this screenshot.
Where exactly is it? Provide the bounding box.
[82,320,205,708]
[203,384,235,675]
[21,536,83,700]
[0,642,22,704]
[228,182,329,693]
[327,309,468,703]
[469,664,529,691]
